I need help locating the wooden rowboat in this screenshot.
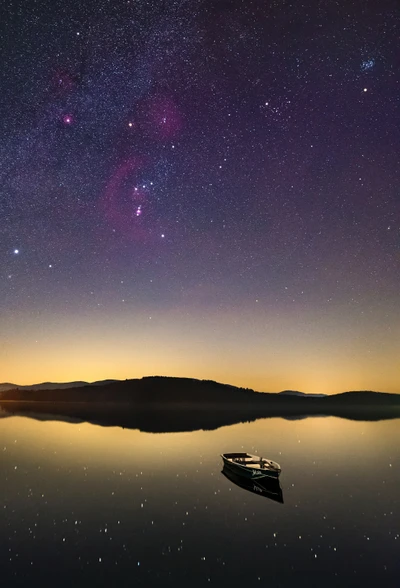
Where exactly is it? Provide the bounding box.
[221,452,281,480]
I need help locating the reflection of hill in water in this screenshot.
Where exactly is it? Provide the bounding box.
[1,377,400,432]
[1,401,400,433]
[0,403,268,433]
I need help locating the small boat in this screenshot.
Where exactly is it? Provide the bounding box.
[221,452,281,479]
[221,465,284,504]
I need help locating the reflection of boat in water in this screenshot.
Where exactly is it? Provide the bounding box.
[221,465,284,504]
[221,452,281,479]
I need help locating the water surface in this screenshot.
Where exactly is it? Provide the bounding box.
[1,415,399,586]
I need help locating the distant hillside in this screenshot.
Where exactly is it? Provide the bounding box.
[0,379,119,393]
[0,376,399,407]
[279,391,327,398]
[0,383,17,393]
[0,376,258,403]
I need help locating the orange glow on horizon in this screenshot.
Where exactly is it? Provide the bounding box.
[1,305,399,394]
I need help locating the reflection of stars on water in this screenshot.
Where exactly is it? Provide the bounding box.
[361,59,375,71]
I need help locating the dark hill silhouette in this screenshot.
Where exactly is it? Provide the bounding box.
[0,379,119,393]
[279,390,326,398]
[0,376,260,403]
[1,376,399,432]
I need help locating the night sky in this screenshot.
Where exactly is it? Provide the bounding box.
[1,0,399,392]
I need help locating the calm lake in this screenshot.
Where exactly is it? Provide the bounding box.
[1,414,399,586]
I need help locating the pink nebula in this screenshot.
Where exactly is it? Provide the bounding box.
[101,158,151,242]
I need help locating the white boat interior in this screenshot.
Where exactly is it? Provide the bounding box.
[222,452,281,471]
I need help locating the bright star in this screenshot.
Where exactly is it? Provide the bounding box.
[14,249,19,254]
[62,114,74,125]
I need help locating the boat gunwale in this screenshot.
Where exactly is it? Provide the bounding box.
[221,453,281,474]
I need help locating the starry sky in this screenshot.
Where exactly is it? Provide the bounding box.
[1,0,399,393]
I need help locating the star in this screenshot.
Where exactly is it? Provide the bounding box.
[62,114,74,125]
[13,249,19,255]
